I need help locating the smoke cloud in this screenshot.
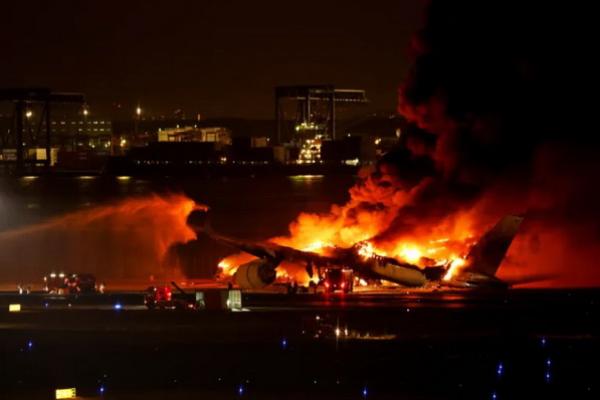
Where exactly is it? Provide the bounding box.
[261,1,598,286]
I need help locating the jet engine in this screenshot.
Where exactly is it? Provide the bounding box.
[234,259,277,289]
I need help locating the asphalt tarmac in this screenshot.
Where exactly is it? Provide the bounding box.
[1,288,599,399]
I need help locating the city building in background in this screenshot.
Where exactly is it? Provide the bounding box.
[1,86,408,175]
[274,85,369,165]
[50,117,112,152]
[0,88,86,174]
[158,126,231,146]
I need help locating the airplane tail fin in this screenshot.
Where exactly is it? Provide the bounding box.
[464,215,524,277]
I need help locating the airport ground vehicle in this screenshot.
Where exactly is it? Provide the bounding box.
[43,272,97,294]
[68,273,97,293]
[321,268,354,293]
[144,282,196,309]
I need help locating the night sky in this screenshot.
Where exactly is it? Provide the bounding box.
[1,0,424,119]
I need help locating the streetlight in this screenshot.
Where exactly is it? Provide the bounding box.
[133,105,142,149]
[82,106,89,151]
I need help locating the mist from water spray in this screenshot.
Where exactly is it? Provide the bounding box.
[0,194,201,283]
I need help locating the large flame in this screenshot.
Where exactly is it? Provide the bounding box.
[218,0,600,288]
[217,167,482,286]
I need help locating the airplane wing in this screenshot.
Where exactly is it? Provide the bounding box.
[220,235,341,267]
[187,210,340,272]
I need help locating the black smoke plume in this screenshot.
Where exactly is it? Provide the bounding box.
[387,0,599,285]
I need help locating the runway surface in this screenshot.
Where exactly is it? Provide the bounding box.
[1,288,599,399]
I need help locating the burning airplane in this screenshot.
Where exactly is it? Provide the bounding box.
[168,1,598,289]
[190,211,523,290]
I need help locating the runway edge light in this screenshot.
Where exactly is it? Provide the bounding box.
[55,388,76,399]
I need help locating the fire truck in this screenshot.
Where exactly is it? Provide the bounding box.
[43,272,97,294]
[144,282,197,309]
[320,268,354,294]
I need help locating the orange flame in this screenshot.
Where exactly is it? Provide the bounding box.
[356,241,377,259]
[216,175,481,286]
[443,257,466,281]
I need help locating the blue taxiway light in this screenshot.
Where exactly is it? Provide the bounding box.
[114,303,123,310]
[496,362,503,376]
